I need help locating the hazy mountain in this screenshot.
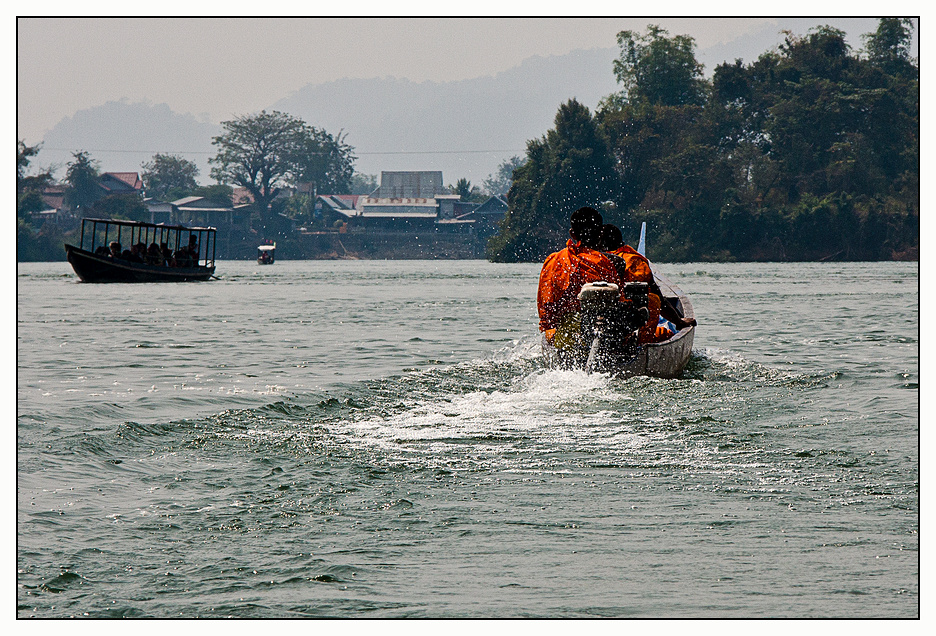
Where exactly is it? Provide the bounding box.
[33,47,619,187]
[38,100,220,186]
[32,18,894,188]
[270,46,619,184]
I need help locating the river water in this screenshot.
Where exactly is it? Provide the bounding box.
[16,260,919,618]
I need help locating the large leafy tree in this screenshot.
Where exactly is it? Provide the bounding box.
[210,111,357,213]
[295,128,355,195]
[63,150,101,211]
[141,153,200,200]
[609,25,707,107]
[17,140,53,218]
[488,99,618,262]
[210,110,308,212]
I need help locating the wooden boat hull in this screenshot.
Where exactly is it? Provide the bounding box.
[542,272,695,379]
[65,244,215,283]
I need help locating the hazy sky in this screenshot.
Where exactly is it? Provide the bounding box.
[17,17,783,143]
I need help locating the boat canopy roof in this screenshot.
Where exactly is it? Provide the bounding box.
[258,245,276,252]
[81,217,216,233]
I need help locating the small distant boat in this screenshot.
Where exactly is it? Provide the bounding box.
[64,218,216,283]
[257,242,276,264]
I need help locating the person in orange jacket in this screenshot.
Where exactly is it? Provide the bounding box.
[537,207,623,348]
[599,223,696,342]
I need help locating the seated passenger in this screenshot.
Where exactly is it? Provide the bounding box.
[127,242,145,263]
[160,242,173,264]
[600,224,696,342]
[146,242,164,265]
[173,247,192,268]
[537,207,623,349]
[109,241,121,259]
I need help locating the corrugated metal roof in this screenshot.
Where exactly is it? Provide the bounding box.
[171,196,202,205]
[103,172,142,189]
[436,218,475,224]
[359,211,437,218]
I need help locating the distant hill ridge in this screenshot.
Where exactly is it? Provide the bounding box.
[39,47,619,185]
[33,19,892,186]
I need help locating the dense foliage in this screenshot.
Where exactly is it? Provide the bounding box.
[63,150,102,211]
[489,20,918,262]
[141,153,200,200]
[17,144,148,260]
[17,140,53,218]
[488,99,619,261]
[209,110,356,212]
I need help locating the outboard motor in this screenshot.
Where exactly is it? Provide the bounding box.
[577,281,650,372]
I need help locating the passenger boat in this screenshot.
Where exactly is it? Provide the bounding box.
[64,218,216,283]
[542,224,695,379]
[257,242,276,264]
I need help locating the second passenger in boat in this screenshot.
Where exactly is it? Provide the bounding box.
[600,223,696,341]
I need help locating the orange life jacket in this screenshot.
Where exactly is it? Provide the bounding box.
[608,245,663,344]
[608,245,653,284]
[537,239,622,339]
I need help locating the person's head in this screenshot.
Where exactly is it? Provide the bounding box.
[569,207,603,248]
[109,241,120,255]
[600,224,624,252]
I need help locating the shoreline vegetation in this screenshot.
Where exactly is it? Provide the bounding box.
[18,20,917,264]
[486,21,918,264]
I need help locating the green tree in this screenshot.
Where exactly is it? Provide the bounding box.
[89,193,146,221]
[488,99,618,262]
[449,177,484,202]
[210,110,356,222]
[482,156,525,196]
[283,192,315,226]
[695,22,918,260]
[63,150,101,211]
[351,172,378,195]
[863,18,916,77]
[141,153,200,200]
[191,184,234,207]
[486,21,917,264]
[17,140,53,218]
[609,25,707,107]
[295,128,356,195]
[18,139,40,182]
[209,110,308,213]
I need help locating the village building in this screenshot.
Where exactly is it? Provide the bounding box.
[313,170,491,232]
[99,171,143,196]
[453,193,508,235]
[170,195,249,230]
